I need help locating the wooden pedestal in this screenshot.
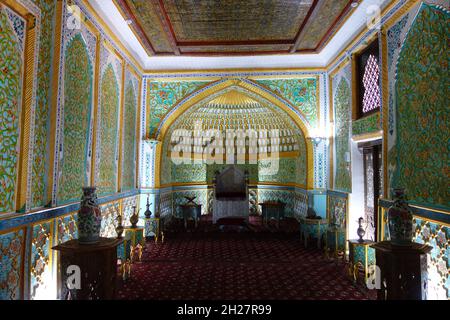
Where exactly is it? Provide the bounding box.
[371,241,432,300]
[52,237,123,300]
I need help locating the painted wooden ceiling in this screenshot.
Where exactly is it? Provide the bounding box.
[115,0,356,56]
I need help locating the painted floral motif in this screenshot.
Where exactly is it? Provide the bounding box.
[98,65,120,196]
[352,112,381,136]
[0,8,23,213]
[31,0,57,209]
[58,34,93,204]
[148,81,209,137]
[122,82,137,191]
[0,229,24,300]
[334,78,351,192]
[256,78,318,127]
[393,5,449,208]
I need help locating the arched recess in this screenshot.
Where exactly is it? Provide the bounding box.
[57,33,94,205]
[97,64,120,196]
[152,79,314,189]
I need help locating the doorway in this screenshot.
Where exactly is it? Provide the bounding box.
[359,140,382,241]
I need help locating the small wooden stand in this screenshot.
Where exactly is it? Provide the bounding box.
[371,241,432,300]
[52,237,123,300]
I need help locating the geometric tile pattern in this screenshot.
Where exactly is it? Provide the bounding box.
[413,218,449,300]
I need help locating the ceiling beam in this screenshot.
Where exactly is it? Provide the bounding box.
[114,0,155,55]
[153,0,180,55]
[290,0,324,53]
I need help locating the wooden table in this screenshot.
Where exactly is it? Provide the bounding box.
[325,227,346,262]
[371,241,432,300]
[299,217,328,249]
[52,237,122,300]
[259,202,285,228]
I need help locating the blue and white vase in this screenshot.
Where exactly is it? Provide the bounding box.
[77,187,102,244]
[387,188,413,246]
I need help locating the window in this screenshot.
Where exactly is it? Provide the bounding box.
[355,39,381,119]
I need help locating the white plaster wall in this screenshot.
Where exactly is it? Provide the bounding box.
[348,140,365,240]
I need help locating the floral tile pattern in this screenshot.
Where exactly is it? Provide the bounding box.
[122,80,138,191]
[393,4,449,208]
[97,65,120,196]
[0,7,24,213]
[30,0,57,209]
[58,34,93,204]
[256,78,318,127]
[334,79,351,192]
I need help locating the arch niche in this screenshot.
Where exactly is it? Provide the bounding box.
[152,79,315,190]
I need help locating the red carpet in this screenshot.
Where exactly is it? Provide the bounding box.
[116,232,375,300]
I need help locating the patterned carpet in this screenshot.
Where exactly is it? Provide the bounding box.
[116,232,375,300]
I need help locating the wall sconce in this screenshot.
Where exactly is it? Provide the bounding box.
[345,151,351,171]
[308,135,327,146]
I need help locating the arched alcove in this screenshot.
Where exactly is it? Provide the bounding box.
[153,79,314,190]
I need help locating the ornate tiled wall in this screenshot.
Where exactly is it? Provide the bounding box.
[387,3,449,209]
[30,0,57,209]
[352,112,381,137]
[121,69,139,191]
[332,72,352,193]
[95,44,122,196]
[56,213,77,244]
[57,32,95,204]
[0,6,26,213]
[0,0,142,300]
[147,80,211,137]
[0,229,25,300]
[173,189,208,216]
[29,221,53,300]
[327,192,348,229]
[256,78,319,127]
[378,200,449,300]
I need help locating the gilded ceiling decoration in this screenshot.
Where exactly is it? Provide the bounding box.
[115,0,355,56]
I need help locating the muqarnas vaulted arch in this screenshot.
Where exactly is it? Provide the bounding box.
[57,34,94,204]
[154,79,314,189]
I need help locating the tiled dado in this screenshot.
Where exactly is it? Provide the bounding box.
[151,185,309,218]
[378,199,450,300]
[0,192,139,300]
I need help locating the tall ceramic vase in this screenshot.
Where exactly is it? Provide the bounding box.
[77,187,102,244]
[387,188,413,246]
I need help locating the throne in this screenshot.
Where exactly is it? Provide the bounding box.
[212,166,249,224]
